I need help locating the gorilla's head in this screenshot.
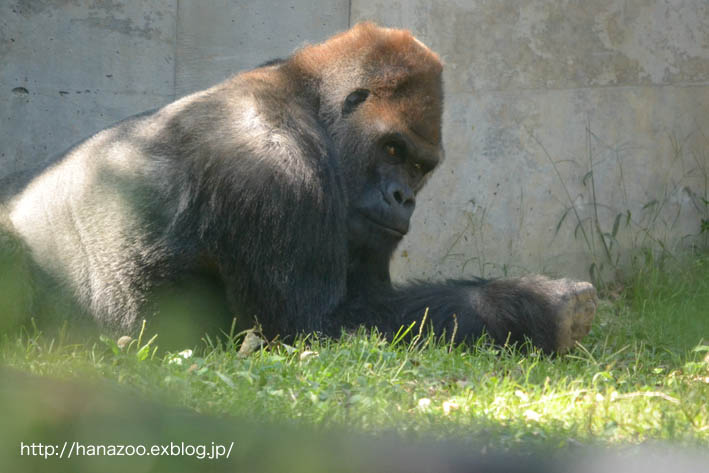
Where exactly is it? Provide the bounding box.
[294,23,444,260]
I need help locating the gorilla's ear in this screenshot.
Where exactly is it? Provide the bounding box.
[342,89,370,115]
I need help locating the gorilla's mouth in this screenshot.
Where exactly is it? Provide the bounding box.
[363,215,408,238]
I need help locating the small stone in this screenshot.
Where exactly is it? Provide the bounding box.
[116,336,132,350]
[443,400,459,415]
[238,330,266,358]
[417,398,432,410]
[299,350,319,361]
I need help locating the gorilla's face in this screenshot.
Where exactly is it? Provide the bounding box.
[348,127,440,246]
[338,85,443,254]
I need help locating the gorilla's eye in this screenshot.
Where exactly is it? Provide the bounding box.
[342,89,370,115]
[384,142,406,159]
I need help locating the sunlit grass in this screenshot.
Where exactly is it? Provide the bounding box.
[1,255,708,451]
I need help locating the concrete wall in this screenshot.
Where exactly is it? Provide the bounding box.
[0,0,348,171]
[2,1,708,282]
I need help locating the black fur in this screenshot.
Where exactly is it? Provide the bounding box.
[257,58,287,68]
[1,24,570,351]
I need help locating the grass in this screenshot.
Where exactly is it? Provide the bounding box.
[1,255,709,456]
[530,123,709,290]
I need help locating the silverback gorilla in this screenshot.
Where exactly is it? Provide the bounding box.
[2,23,596,352]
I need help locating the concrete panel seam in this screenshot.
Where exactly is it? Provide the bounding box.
[173,0,180,101]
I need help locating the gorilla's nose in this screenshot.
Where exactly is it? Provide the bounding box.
[384,182,415,232]
[385,181,415,210]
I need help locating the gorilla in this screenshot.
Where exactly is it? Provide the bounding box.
[1,23,596,352]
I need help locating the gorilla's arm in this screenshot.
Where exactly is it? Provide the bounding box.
[334,277,596,354]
